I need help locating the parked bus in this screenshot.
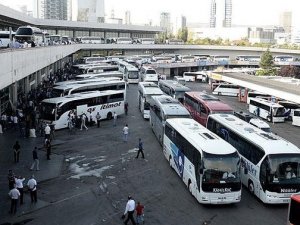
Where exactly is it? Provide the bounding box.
[15,26,43,46]
[75,71,124,80]
[124,64,139,84]
[152,56,174,64]
[212,83,240,97]
[81,36,105,44]
[164,118,242,204]
[249,98,285,123]
[0,31,15,48]
[292,109,300,127]
[83,64,119,74]
[235,55,261,62]
[136,38,155,44]
[210,55,230,62]
[274,55,295,62]
[138,82,164,119]
[52,80,126,97]
[246,91,271,104]
[183,71,208,82]
[207,114,300,204]
[158,80,191,103]
[149,95,190,145]
[83,56,106,64]
[40,90,125,130]
[115,37,132,44]
[50,34,62,45]
[55,77,122,86]
[179,55,195,63]
[184,92,233,126]
[140,66,159,83]
[277,101,300,121]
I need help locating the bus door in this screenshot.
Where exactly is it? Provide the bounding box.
[77,105,88,117]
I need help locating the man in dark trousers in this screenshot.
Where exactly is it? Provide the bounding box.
[124,102,129,116]
[122,196,136,225]
[96,112,101,128]
[45,140,51,160]
[136,138,145,159]
[13,141,20,163]
[8,185,20,214]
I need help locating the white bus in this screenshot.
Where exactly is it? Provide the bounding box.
[158,80,191,103]
[75,71,124,80]
[183,71,208,82]
[138,82,164,119]
[0,31,15,48]
[81,36,105,44]
[15,26,44,46]
[207,114,300,204]
[212,83,240,97]
[52,80,126,97]
[292,109,300,127]
[83,56,106,64]
[136,38,155,44]
[235,55,261,62]
[115,37,132,44]
[164,118,242,204]
[249,98,285,123]
[50,34,62,45]
[152,56,174,64]
[124,64,139,84]
[180,55,195,63]
[149,95,190,145]
[55,77,122,86]
[246,91,271,104]
[40,90,125,130]
[83,64,119,74]
[140,66,159,83]
[210,55,230,62]
[273,55,295,62]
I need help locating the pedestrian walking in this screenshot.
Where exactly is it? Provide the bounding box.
[122,196,136,225]
[14,176,25,205]
[136,138,145,159]
[30,147,40,171]
[124,102,129,116]
[8,170,15,190]
[13,141,20,163]
[96,112,101,128]
[123,124,129,142]
[45,140,51,160]
[44,124,51,139]
[27,175,37,203]
[113,112,117,127]
[135,201,145,225]
[8,185,20,214]
[80,113,88,130]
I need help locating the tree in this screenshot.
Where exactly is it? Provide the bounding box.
[279,65,300,78]
[260,48,274,69]
[177,28,188,43]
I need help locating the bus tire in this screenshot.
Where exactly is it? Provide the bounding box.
[188,179,192,195]
[248,180,254,195]
[218,92,221,95]
[107,112,112,120]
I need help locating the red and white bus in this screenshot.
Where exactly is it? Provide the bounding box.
[184,92,234,126]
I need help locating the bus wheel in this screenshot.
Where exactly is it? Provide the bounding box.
[188,180,192,195]
[107,112,112,120]
[248,181,254,195]
[218,92,221,95]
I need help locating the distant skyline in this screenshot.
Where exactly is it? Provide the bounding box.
[0,0,297,27]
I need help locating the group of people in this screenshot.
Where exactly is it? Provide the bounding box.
[122,196,145,225]
[8,170,38,214]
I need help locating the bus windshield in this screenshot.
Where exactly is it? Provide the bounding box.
[274,107,285,117]
[268,154,300,184]
[146,70,156,74]
[16,28,33,35]
[202,152,240,184]
[40,102,57,121]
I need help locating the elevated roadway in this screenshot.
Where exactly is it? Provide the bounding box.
[210,72,300,104]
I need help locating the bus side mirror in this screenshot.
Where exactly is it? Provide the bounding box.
[244,168,248,174]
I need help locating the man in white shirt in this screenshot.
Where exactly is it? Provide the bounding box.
[44,124,51,139]
[123,124,129,142]
[8,186,20,214]
[123,196,136,225]
[27,175,37,203]
[15,176,25,204]
[80,113,88,131]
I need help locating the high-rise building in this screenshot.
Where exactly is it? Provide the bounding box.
[279,11,292,33]
[181,16,187,29]
[125,11,131,25]
[210,0,232,28]
[33,0,68,20]
[77,0,105,23]
[160,12,172,34]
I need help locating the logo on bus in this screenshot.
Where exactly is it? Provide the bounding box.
[213,188,232,193]
[100,102,122,110]
[244,161,257,177]
[280,188,297,193]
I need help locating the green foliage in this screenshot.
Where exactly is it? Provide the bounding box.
[256,68,277,76]
[177,28,188,43]
[260,49,274,69]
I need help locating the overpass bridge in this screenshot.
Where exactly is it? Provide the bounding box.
[209,72,300,104]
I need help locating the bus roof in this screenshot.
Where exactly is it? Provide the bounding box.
[249,97,284,108]
[152,95,190,116]
[159,80,191,92]
[166,118,238,155]
[138,82,164,95]
[208,114,300,154]
[185,92,233,112]
[42,90,124,105]
[53,80,125,91]
[55,77,122,86]
[75,71,123,79]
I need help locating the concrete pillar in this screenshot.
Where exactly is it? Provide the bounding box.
[24,76,30,94]
[9,83,18,108]
[33,72,38,89]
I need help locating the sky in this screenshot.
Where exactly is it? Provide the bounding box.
[0,0,297,26]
